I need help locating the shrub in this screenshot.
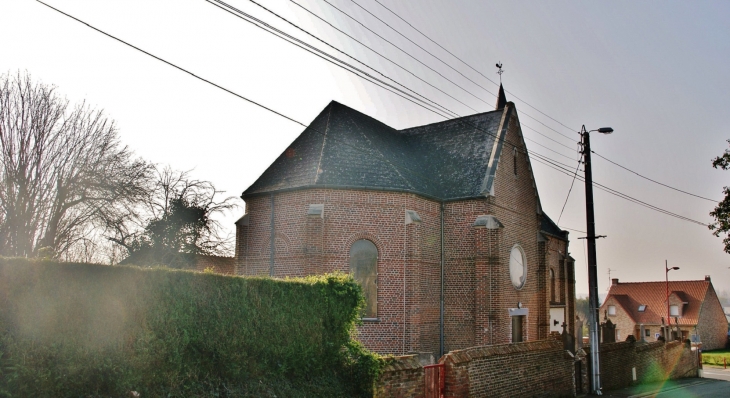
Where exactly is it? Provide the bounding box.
[0,258,383,397]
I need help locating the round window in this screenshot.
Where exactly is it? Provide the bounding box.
[509,244,527,289]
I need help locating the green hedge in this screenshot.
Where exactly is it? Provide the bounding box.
[0,258,383,397]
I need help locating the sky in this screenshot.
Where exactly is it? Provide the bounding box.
[2,0,730,297]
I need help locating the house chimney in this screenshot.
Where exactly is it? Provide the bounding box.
[705,275,711,282]
[612,278,619,285]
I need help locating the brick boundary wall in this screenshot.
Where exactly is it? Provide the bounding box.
[374,355,425,398]
[440,339,575,398]
[583,340,698,392]
[375,340,575,397]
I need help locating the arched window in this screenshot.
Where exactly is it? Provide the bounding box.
[550,268,556,302]
[350,239,378,318]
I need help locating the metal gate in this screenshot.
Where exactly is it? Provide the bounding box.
[424,363,444,398]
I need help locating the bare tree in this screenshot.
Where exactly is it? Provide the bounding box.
[109,166,238,267]
[0,72,153,260]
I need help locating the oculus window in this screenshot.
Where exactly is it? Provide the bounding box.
[509,244,527,289]
[350,239,378,318]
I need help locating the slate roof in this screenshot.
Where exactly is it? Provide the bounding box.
[540,213,568,240]
[243,101,506,201]
[601,280,714,326]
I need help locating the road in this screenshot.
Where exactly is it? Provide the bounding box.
[702,367,730,382]
[601,368,730,397]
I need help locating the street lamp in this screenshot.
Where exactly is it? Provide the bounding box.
[581,124,613,395]
[665,260,680,339]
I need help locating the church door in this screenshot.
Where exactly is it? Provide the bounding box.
[512,315,524,343]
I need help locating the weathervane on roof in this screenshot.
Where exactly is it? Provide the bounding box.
[496,62,504,83]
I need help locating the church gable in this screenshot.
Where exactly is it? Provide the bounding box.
[489,104,542,215]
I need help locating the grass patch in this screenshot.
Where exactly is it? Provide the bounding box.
[702,349,730,366]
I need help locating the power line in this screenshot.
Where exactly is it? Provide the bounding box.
[283,0,478,113]
[531,155,708,226]
[364,1,717,206]
[207,0,458,120]
[557,160,581,224]
[239,0,578,163]
[560,226,587,234]
[521,122,579,152]
[212,0,573,170]
[317,0,578,146]
[346,0,577,145]
[40,0,710,231]
[215,0,457,118]
[591,150,719,203]
[315,0,488,111]
[370,0,578,136]
[35,0,307,128]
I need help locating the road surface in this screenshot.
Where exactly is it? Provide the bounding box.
[601,369,730,397]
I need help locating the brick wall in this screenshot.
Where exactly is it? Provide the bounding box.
[441,339,575,398]
[374,355,425,398]
[583,340,698,391]
[697,283,728,350]
[237,189,442,355]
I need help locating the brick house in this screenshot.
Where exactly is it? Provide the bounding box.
[235,87,576,356]
[600,277,727,350]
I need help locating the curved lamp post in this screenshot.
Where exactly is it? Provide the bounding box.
[581,125,613,395]
[666,260,680,339]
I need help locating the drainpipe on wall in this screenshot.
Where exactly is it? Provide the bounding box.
[270,193,275,277]
[440,202,445,358]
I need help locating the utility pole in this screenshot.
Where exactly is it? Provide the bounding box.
[581,125,612,395]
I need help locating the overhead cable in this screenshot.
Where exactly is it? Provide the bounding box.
[39,0,709,230]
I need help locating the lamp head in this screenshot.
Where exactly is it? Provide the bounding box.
[671,267,680,271]
[597,127,614,134]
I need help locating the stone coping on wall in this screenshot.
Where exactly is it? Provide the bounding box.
[441,339,564,365]
[381,354,423,372]
[585,340,684,354]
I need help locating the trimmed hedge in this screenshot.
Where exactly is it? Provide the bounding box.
[0,258,383,397]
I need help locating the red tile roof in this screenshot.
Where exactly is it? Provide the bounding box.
[601,280,711,326]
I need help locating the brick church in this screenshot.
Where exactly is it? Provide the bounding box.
[235,87,576,356]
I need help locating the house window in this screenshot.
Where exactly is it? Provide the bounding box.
[638,305,647,312]
[350,239,378,318]
[645,328,651,337]
[608,305,616,316]
[513,148,518,175]
[670,305,679,317]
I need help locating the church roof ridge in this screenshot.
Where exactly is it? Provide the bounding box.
[243,99,511,201]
